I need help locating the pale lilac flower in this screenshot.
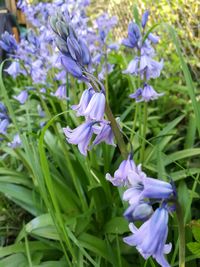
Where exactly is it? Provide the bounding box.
[63,121,94,156]
[140,55,163,80]
[124,201,153,222]
[71,87,94,116]
[83,91,106,121]
[4,61,25,78]
[129,88,143,101]
[148,33,160,44]
[141,84,164,102]
[8,134,21,148]
[54,84,67,99]
[106,154,136,186]
[123,165,174,206]
[123,57,140,75]
[92,121,115,146]
[14,90,28,104]
[124,207,172,267]
[0,31,18,52]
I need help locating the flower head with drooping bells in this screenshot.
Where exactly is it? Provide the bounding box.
[50,11,91,80]
[122,11,163,101]
[124,206,172,267]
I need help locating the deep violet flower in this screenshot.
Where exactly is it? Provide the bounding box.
[71,87,94,116]
[63,121,94,156]
[123,165,173,206]
[14,90,28,104]
[122,22,141,49]
[0,31,18,53]
[92,121,115,147]
[83,91,106,121]
[123,207,172,267]
[141,10,149,28]
[106,154,136,186]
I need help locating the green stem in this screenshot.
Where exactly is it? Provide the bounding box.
[105,102,129,159]
[176,201,185,267]
[140,102,148,163]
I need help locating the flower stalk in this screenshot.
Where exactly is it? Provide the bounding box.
[176,201,185,267]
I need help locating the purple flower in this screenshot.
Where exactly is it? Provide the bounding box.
[140,55,163,80]
[92,121,115,146]
[130,84,163,102]
[123,165,174,205]
[141,84,164,102]
[123,57,140,75]
[0,31,18,53]
[4,61,24,78]
[71,87,94,116]
[60,55,83,79]
[123,207,172,267]
[54,84,67,99]
[124,201,153,222]
[106,154,136,186]
[122,23,141,48]
[83,91,106,121]
[8,134,21,148]
[14,90,28,104]
[141,11,149,28]
[0,119,9,134]
[148,33,160,44]
[63,121,94,156]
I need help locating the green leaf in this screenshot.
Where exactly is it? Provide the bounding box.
[187,242,200,257]
[104,217,128,234]
[0,253,28,267]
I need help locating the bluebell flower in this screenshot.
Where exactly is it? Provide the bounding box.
[122,23,141,48]
[0,119,9,134]
[140,55,163,80]
[123,207,172,267]
[130,84,163,102]
[92,121,115,147]
[8,134,21,148]
[106,154,136,186]
[37,105,45,118]
[54,84,68,100]
[71,87,94,116]
[141,11,149,28]
[123,166,174,205]
[14,90,28,104]
[4,61,25,78]
[0,31,18,53]
[123,57,140,75]
[148,33,160,44]
[83,91,106,121]
[63,121,94,156]
[124,201,153,222]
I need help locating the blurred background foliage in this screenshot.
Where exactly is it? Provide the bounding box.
[90,0,199,80]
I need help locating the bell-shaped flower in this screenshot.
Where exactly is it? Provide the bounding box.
[129,88,143,101]
[141,10,149,28]
[4,61,25,78]
[71,87,94,116]
[83,91,106,121]
[54,84,67,100]
[0,31,18,53]
[60,55,84,79]
[0,119,9,134]
[123,165,174,206]
[92,121,115,147]
[123,57,139,75]
[8,134,21,148]
[148,33,160,44]
[141,84,164,102]
[63,121,94,156]
[140,55,163,80]
[124,201,153,222]
[123,207,172,267]
[13,90,28,104]
[106,154,136,186]
[122,23,141,49]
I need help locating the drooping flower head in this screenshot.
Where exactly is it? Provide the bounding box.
[0,31,18,53]
[124,207,172,267]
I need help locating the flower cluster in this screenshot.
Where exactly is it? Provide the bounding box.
[106,155,175,267]
[50,12,116,156]
[123,11,164,102]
